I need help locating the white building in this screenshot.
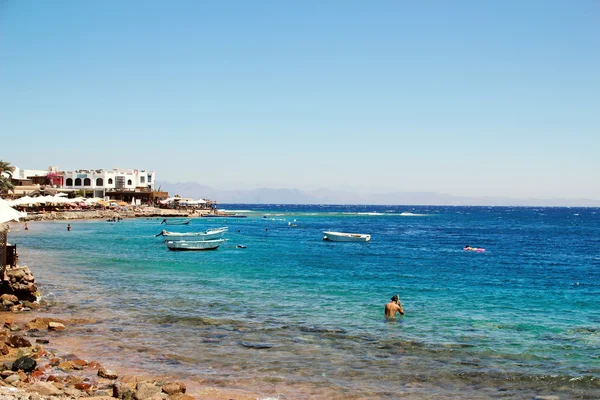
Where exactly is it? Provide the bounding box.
[11,166,58,180]
[62,168,156,198]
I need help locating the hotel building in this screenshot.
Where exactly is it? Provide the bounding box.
[62,168,156,199]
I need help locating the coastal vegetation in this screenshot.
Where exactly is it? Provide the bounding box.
[0,160,15,195]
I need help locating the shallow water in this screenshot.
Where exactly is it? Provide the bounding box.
[9,205,600,399]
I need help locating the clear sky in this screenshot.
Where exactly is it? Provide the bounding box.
[1,1,599,200]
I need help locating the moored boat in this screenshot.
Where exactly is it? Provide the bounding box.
[201,214,247,218]
[161,218,192,225]
[156,227,228,241]
[323,231,371,242]
[165,238,227,251]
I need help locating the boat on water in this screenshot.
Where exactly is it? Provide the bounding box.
[161,218,191,225]
[165,238,227,251]
[201,214,247,218]
[156,227,228,241]
[323,231,371,242]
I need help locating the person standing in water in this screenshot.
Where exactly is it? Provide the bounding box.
[67,224,71,231]
[385,294,405,318]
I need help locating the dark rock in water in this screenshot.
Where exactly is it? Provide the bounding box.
[9,335,32,348]
[239,341,274,349]
[12,356,37,372]
[35,339,50,344]
[27,329,47,338]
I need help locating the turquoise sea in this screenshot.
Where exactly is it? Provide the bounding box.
[9,205,600,399]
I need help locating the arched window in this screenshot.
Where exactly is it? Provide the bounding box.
[140,177,145,183]
[74,178,82,186]
[108,178,113,184]
[96,178,103,186]
[66,178,73,186]
[83,178,91,186]
[127,179,132,185]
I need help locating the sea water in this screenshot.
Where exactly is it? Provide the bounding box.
[8,205,600,399]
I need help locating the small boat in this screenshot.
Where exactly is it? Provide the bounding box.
[156,227,228,241]
[161,218,192,225]
[201,214,247,218]
[165,238,227,251]
[323,231,371,242]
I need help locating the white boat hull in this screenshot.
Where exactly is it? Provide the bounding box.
[161,228,228,241]
[162,219,192,225]
[166,239,227,251]
[323,231,371,242]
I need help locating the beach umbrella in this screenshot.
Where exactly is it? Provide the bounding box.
[0,203,27,224]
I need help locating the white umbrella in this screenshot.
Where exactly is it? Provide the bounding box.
[0,203,27,224]
[56,192,68,197]
[8,196,36,206]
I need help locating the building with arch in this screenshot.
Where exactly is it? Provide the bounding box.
[62,168,156,200]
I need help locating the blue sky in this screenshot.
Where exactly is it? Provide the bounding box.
[1,1,599,200]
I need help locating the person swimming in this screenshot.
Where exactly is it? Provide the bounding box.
[384,294,405,318]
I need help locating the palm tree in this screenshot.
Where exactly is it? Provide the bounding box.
[0,160,15,196]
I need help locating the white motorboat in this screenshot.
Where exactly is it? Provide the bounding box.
[165,238,227,251]
[160,218,191,225]
[323,231,371,242]
[156,227,228,241]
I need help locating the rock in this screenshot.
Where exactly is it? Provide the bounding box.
[25,317,67,331]
[35,339,49,344]
[169,394,196,400]
[21,300,40,309]
[161,381,186,395]
[74,382,93,391]
[26,381,63,396]
[72,359,87,369]
[1,344,9,355]
[146,393,169,400]
[98,367,118,379]
[4,373,20,384]
[12,356,37,372]
[48,321,66,331]
[8,335,32,348]
[63,387,85,398]
[0,294,18,303]
[113,381,135,400]
[58,361,74,371]
[135,381,161,399]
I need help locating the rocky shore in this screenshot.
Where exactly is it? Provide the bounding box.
[0,265,193,400]
[0,314,194,400]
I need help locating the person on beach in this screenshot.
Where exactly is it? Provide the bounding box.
[385,294,404,318]
[67,224,71,231]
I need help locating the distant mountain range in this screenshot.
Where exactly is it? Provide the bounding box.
[156,181,600,207]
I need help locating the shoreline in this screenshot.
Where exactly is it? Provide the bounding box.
[19,206,211,222]
[2,211,269,400]
[0,308,263,399]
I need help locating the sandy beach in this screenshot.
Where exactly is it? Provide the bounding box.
[19,206,210,222]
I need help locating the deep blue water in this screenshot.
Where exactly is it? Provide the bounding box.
[9,205,600,399]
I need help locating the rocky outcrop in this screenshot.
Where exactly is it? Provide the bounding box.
[0,267,38,306]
